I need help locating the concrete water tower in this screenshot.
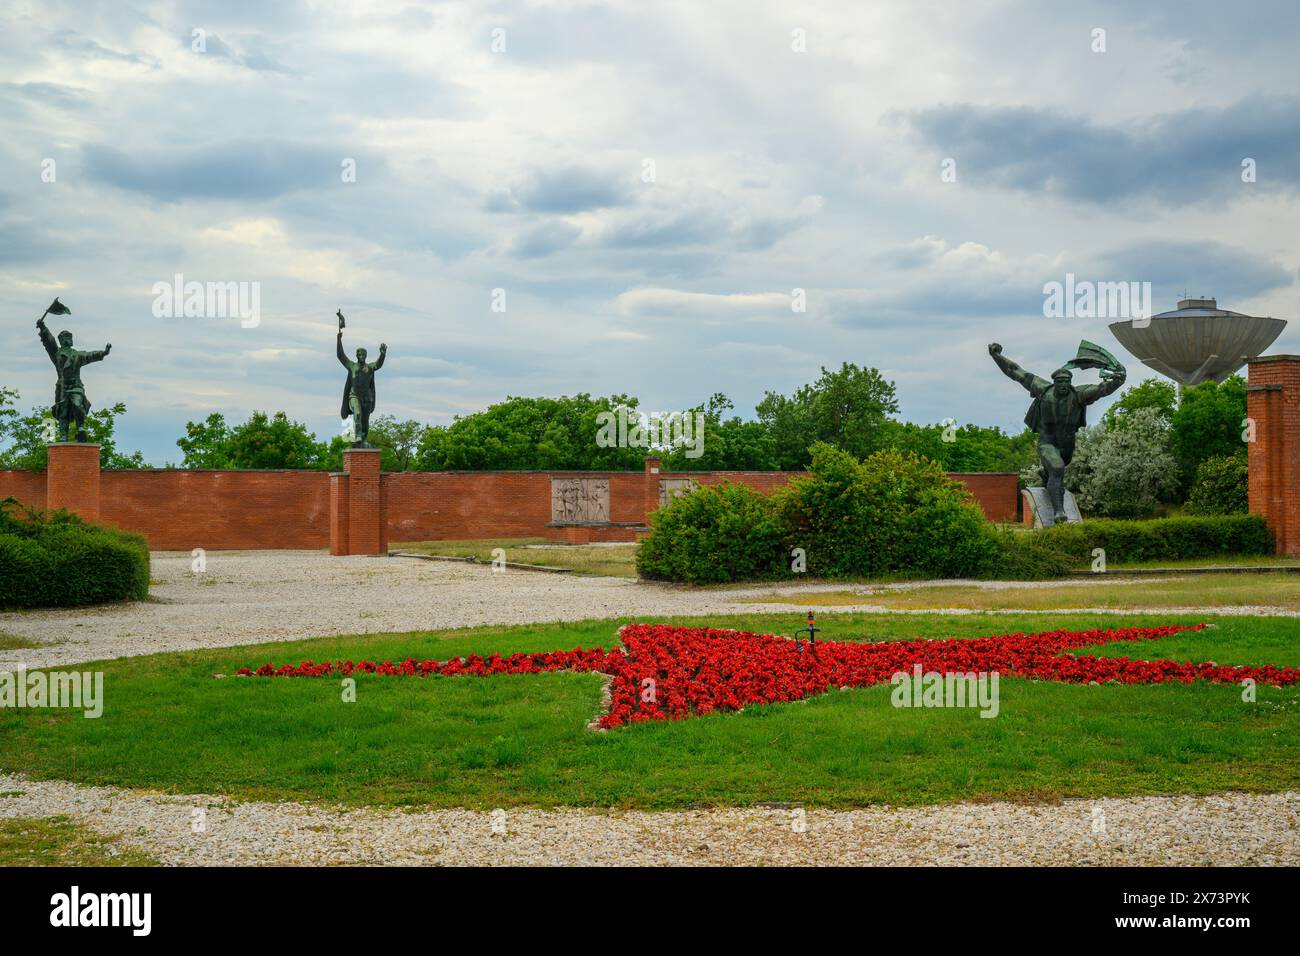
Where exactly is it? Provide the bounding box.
[1109,297,1287,386]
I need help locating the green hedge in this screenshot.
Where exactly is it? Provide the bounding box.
[1036,513,1274,565]
[636,447,1278,583]
[638,444,1005,583]
[0,498,150,608]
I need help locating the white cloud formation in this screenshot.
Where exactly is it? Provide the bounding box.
[0,0,1297,464]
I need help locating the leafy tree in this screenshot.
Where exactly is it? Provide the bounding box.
[1170,376,1247,492]
[0,388,145,470]
[660,394,780,471]
[226,411,326,469]
[176,413,235,468]
[367,415,429,471]
[882,420,1037,474]
[1186,454,1249,516]
[756,363,900,469]
[1101,378,1178,430]
[177,411,326,469]
[417,394,646,471]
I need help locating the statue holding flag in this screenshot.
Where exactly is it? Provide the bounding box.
[35,298,112,443]
[336,309,386,445]
[989,340,1125,524]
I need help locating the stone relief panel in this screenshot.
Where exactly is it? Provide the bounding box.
[550,477,610,523]
[659,477,699,507]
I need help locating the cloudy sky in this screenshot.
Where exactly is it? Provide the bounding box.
[3,0,1298,464]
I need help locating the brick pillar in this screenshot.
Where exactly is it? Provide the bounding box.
[46,442,101,522]
[643,457,661,524]
[329,472,350,556]
[329,447,386,556]
[1247,355,1300,556]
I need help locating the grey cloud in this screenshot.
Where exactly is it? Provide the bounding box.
[50,30,158,68]
[509,166,630,213]
[189,32,295,74]
[1093,240,1297,306]
[0,82,89,111]
[84,141,349,201]
[509,221,582,258]
[900,96,1300,204]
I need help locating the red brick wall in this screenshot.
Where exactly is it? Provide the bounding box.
[1247,356,1300,555]
[381,471,647,541]
[0,470,47,511]
[99,469,331,550]
[946,473,1021,523]
[0,464,1021,549]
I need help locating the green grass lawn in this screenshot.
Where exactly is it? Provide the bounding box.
[749,573,1300,611]
[0,816,159,866]
[1,612,1296,811]
[0,633,40,651]
[391,538,638,577]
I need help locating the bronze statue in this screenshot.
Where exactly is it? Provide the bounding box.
[989,340,1125,522]
[336,310,385,445]
[35,298,111,443]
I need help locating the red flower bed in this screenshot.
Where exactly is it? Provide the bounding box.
[235,623,1300,728]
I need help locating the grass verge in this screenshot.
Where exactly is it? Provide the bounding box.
[747,573,1300,611]
[0,815,159,866]
[391,538,638,577]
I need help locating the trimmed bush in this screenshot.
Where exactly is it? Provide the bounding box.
[638,444,1004,583]
[1037,513,1273,565]
[990,529,1077,580]
[0,498,150,608]
[636,482,790,584]
[782,445,1002,579]
[1186,454,1249,516]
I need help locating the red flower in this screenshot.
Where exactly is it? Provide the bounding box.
[235,622,1299,728]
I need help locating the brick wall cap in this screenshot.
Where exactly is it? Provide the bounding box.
[1248,354,1300,364]
[100,467,332,474]
[47,442,101,448]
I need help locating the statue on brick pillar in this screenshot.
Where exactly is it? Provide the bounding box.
[35,298,111,443]
[335,309,386,446]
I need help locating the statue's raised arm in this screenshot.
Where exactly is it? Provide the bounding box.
[336,326,351,369]
[37,315,58,362]
[988,343,1047,395]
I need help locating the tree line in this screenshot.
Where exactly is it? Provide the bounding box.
[1,365,1247,508]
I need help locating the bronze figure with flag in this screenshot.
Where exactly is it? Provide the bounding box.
[989,339,1126,524]
[35,298,112,443]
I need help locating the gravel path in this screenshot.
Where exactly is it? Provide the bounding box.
[2,551,1293,670]
[1,773,1293,866]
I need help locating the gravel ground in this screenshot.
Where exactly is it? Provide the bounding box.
[1,550,1294,670]
[1,773,1294,866]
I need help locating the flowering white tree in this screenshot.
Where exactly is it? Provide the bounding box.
[1066,407,1178,517]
